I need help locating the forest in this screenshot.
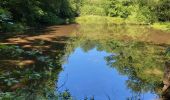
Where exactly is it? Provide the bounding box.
[0,0,170,100]
[0,0,170,32]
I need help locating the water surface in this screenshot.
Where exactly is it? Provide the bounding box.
[57,48,159,100]
[0,24,170,100]
[56,24,170,100]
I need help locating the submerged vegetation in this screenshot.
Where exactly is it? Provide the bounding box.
[0,44,63,99]
[0,42,80,100]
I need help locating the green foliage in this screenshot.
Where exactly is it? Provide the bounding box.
[103,0,131,18]
[0,91,73,100]
[76,15,125,24]
[40,13,66,25]
[1,0,170,32]
[128,5,157,24]
[1,23,25,32]
[79,0,131,18]
[0,92,15,100]
[165,47,170,57]
[80,5,106,16]
[0,0,77,32]
[58,90,73,100]
[0,44,70,99]
[136,7,155,24]
[155,0,170,21]
[0,8,11,23]
[0,8,25,32]
[77,0,169,25]
[0,45,24,58]
[152,22,170,31]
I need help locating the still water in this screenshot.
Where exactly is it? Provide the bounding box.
[56,24,170,100]
[57,48,158,100]
[0,24,170,100]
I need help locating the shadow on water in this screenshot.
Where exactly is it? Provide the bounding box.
[0,23,170,100]
[0,24,78,99]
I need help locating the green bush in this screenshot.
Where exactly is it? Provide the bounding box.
[79,0,132,18]
[0,45,24,58]
[136,6,157,24]
[80,5,106,16]
[40,13,66,25]
[1,23,25,32]
[152,22,170,31]
[76,15,125,24]
[105,0,131,18]
[0,9,11,22]
[0,0,77,32]
[127,5,157,24]
[156,0,170,21]
[0,8,25,32]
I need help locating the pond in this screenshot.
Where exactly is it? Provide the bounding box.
[56,24,170,100]
[57,48,158,100]
[0,24,170,100]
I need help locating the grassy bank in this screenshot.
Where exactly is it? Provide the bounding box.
[151,22,170,32]
[76,15,170,32]
[76,15,125,24]
[76,15,152,25]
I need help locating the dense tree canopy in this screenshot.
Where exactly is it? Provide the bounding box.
[79,0,170,23]
[0,0,78,32]
[0,0,170,32]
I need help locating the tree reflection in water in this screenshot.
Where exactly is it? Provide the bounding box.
[63,24,170,99]
[0,24,170,99]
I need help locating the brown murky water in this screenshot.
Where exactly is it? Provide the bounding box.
[1,24,170,47]
[0,24,78,48]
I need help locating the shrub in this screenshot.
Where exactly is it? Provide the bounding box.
[106,2,131,18]
[40,13,66,25]
[76,15,125,24]
[0,9,11,23]
[0,45,24,58]
[1,22,25,32]
[136,6,157,24]
[127,5,157,24]
[156,0,170,21]
[0,8,25,32]
[152,22,170,31]
[80,5,106,16]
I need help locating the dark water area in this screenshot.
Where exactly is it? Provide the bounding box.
[0,24,170,100]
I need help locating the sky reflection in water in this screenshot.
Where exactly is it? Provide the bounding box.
[57,48,158,100]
